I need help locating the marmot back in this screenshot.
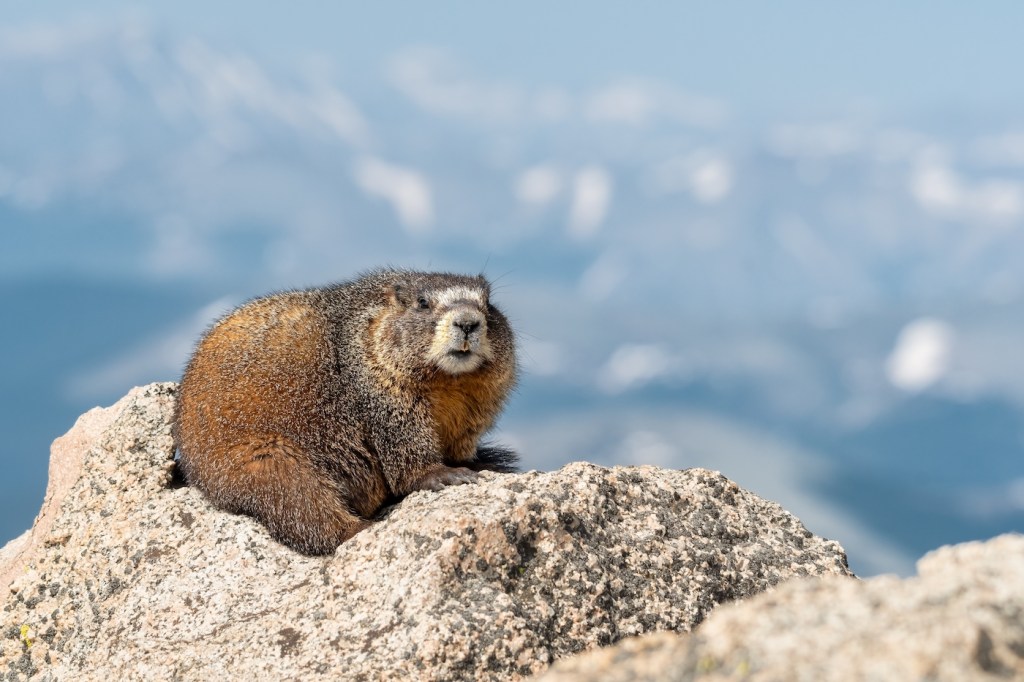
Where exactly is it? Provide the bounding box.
[173,269,518,554]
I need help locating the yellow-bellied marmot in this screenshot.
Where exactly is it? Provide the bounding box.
[173,269,517,554]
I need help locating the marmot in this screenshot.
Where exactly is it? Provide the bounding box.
[173,269,518,555]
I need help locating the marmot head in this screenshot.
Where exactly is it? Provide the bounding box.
[377,272,509,376]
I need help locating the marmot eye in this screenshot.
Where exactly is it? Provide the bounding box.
[416,297,431,310]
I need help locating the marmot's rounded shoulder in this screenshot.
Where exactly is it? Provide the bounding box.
[206,289,321,334]
[193,292,328,372]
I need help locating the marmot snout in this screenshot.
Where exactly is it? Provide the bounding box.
[173,269,518,554]
[426,293,492,374]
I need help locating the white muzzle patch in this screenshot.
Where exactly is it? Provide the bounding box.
[428,305,492,374]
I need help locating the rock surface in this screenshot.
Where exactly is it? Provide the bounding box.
[536,533,1024,682]
[1,383,852,681]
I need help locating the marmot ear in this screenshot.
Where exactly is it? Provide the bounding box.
[475,275,492,302]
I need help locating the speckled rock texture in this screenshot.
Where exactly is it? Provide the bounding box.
[1,383,852,681]
[536,533,1024,682]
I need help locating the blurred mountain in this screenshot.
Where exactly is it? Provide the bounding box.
[2,19,1023,575]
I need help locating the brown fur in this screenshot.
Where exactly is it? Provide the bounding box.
[173,270,517,555]
[428,365,516,462]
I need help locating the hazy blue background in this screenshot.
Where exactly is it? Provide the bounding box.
[3,2,1024,575]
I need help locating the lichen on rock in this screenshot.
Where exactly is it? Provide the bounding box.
[1,383,852,681]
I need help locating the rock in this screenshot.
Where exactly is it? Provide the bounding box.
[535,533,1024,682]
[1,383,852,681]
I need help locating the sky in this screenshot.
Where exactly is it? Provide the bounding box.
[5,2,1024,120]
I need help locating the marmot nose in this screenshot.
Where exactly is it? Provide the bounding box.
[454,320,480,337]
